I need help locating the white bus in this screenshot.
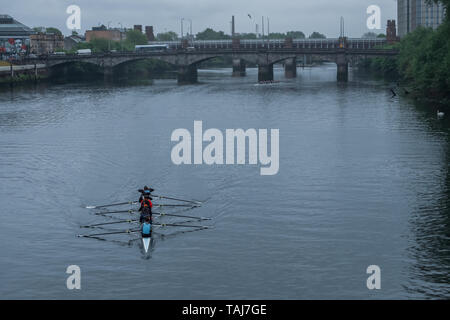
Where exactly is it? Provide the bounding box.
[135,44,169,53]
[76,49,92,55]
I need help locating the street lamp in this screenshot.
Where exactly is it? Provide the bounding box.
[186,19,193,44]
[248,14,257,37]
[118,22,123,52]
[180,18,184,40]
[107,21,112,51]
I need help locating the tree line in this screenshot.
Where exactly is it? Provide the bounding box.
[362,0,449,104]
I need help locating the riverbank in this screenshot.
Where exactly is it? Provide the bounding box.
[0,64,48,85]
[360,16,450,109]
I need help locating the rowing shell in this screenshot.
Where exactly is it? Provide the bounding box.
[142,237,151,253]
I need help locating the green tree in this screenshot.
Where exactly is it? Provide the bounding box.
[238,33,257,39]
[362,32,378,38]
[124,29,148,48]
[32,27,45,33]
[286,31,305,39]
[89,38,118,52]
[308,31,326,39]
[196,28,230,40]
[267,32,286,39]
[156,31,178,41]
[46,27,62,35]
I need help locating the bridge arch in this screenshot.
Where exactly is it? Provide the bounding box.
[47,60,104,81]
[47,59,102,69]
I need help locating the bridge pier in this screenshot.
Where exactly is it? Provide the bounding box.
[336,54,348,82]
[232,59,246,77]
[177,65,198,84]
[103,66,114,82]
[62,65,69,78]
[284,58,297,78]
[258,64,273,82]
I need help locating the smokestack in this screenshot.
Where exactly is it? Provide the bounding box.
[145,26,155,41]
[232,15,235,37]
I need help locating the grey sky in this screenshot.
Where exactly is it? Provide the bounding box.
[3,0,397,37]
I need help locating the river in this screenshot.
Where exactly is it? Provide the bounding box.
[0,64,449,299]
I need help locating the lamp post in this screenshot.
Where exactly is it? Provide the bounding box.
[107,21,112,51]
[248,14,257,38]
[118,22,123,52]
[186,19,193,43]
[180,18,184,40]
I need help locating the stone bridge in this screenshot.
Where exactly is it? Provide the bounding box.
[24,38,398,83]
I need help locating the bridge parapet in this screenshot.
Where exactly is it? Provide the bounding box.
[21,38,397,84]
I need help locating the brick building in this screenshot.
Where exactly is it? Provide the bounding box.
[85,25,124,42]
[30,32,64,54]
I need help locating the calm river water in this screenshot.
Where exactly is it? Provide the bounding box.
[0,64,449,299]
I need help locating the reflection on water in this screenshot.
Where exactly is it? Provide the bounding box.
[0,64,449,299]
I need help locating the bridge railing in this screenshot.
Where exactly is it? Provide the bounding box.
[151,38,387,50]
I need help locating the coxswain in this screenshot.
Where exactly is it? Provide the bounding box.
[138,185,154,202]
[141,216,152,238]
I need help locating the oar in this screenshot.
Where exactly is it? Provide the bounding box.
[94,209,137,215]
[154,222,211,229]
[78,229,140,237]
[153,194,203,205]
[156,212,211,220]
[157,204,201,207]
[92,204,198,214]
[81,219,137,228]
[82,221,210,229]
[86,201,137,209]
[95,209,210,220]
[78,223,210,238]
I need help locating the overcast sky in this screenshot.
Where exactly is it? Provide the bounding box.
[4,0,397,38]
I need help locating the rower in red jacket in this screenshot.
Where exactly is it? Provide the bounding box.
[139,192,153,223]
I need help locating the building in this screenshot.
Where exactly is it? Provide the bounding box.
[30,32,64,54]
[85,25,125,42]
[64,34,86,51]
[145,26,155,41]
[0,14,33,56]
[398,0,446,37]
[386,20,399,44]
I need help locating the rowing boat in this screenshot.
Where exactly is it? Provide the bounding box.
[80,193,211,252]
[142,236,151,253]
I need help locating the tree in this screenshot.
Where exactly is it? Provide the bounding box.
[238,33,257,39]
[156,31,178,41]
[124,29,148,47]
[309,32,326,39]
[286,31,305,39]
[196,28,230,40]
[377,33,386,38]
[46,27,62,35]
[33,27,45,33]
[362,32,378,38]
[89,38,114,52]
[267,32,286,39]
[32,26,62,35]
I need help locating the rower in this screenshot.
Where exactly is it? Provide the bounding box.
[141,216,152,238]
[139,193,153,223]
[138,185,154,203]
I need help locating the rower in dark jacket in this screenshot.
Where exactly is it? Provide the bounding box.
[138,185,154,203]
[139,192,153,223]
